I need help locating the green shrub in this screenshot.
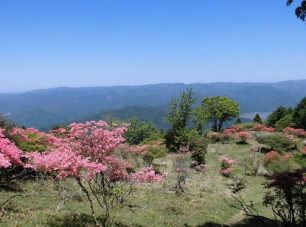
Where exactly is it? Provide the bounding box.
[124,118,157,145]
[255,133,296,153]
[142,144,167,166]
[13,132,48,152]
[191,137,208,165]
[275,114,295,131]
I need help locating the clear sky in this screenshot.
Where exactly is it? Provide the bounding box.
[0,0,306,92]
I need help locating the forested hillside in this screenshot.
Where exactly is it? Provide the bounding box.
[1,80,306,130]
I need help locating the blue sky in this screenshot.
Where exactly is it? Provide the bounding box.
[0,0,305,92]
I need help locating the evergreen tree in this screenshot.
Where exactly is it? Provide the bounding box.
[165,88,195,151]
[253,113,262,124]
[293,97,306,129]
[266,106,288,127]
[235,117,242,124]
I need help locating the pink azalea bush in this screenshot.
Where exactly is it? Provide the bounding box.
[283,127,306,138]
[131,167,167,183]
[252,124,275,132]
[264,150,281,164]
[219,156,236,177]
[0,128,22,168]
[236,131,251,143]
[25,148,107,180]
[10,127,61,152]
[24,121,166,221]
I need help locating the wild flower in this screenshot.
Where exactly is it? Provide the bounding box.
[252,124,275,132]
[219,155,236,177]
[0,128,23,168]
[283,127,306,138]
[237,131,251,143]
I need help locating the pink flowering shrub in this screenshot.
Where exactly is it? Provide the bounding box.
[236,131,251,143]
[219,156,236,177]
[0,128,22,168]
[264,150,280,164]
[283,127,306,138]
[10,127,60,152]
[222,128,236,142]
[24,121,166,221]
[0,128,24,189]
[131,167,166,183]
[25,148,107,180]
[252,124,275,132]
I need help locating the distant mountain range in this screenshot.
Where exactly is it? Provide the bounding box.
[0,80,305,130]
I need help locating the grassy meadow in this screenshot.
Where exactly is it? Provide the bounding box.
[2,132,304,227]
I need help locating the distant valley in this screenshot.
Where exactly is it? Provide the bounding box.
[0,80,306,130]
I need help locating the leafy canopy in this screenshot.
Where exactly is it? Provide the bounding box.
[196,96,239,132]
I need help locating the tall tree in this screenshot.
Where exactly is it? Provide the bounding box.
[253,113,263,124]
[266,106,289,127]
[293,97,306,129]
[196,96,239,132]
[165,88,195,151]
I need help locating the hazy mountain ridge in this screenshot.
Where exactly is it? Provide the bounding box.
[0,80,305,130]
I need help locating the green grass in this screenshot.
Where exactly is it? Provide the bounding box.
[0,138,304,227]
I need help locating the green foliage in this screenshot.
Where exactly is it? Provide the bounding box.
[142,131,165,145]
[266,106,290,127]
[142,145,167,166]
[124,118,157,145]
[255,133,296,153]
[235,117,242,124]
[192,106,209,134]
[275,114,295,131]
[253,113,262,124]
[196,96,239,132]
[293,97,306,130]
[0,114,15,132]
[166,88,195,151]
[191,137,208,165]
[13,132,48,152]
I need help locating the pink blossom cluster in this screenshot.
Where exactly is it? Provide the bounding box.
[219,156,236,177]
[223,125,247,140]
[0,128,23,168]
[222,129,236,140]
[25,147,107,179]
[252,124,275,132]
[264,150,280,163]
[25,121,129,181]
[237,131,251,141]
[283,127,306,137]
[24,121,166,184]
[219,156,236,165]
[68,121,128,160]
[220,168,233,176]
[131,167,167,183]
[10,127,61,149]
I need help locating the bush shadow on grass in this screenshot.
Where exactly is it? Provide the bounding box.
[46,213,145,227]
[186,216,276,227]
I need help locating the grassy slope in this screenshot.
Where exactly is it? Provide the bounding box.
[0,139,299,227]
